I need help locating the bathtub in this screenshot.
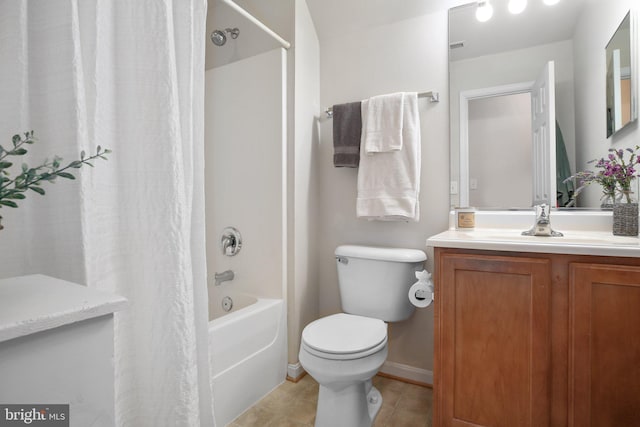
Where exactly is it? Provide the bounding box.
[208,292,287,426]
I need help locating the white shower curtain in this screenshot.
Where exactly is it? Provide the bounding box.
[0,1,213,426]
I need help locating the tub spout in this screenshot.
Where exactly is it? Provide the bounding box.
[214,270,235,286]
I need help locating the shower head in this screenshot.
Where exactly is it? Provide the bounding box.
[210,28,240,46]
[211,29,227,46]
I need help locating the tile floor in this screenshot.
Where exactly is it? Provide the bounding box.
[229,374,432,427]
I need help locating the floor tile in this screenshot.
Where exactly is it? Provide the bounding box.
[228,374,431,426]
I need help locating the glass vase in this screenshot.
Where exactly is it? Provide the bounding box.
[600,191,616,209]
[613,191,639,236]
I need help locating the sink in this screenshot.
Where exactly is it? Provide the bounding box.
[467,229,640,247]
[428,210,640,257]
[428,227,640,258]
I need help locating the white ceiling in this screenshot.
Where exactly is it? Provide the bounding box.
[305,0,592,60]
[305,0,466,41]
[449,0,591,61]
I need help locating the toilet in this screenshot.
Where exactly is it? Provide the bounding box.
[299,245,426,427]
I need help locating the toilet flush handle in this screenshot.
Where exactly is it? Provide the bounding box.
[336,256,348,264]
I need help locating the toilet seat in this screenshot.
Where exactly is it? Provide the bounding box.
[301,313,387,360]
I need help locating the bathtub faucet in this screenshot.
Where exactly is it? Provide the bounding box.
[214,270,235,286]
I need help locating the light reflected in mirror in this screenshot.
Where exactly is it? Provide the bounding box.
[606,11,634,137]
[449,0,606,209]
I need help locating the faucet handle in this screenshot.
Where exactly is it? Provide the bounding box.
[220,226,242,256]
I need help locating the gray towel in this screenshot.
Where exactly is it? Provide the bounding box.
[333,102,362,167]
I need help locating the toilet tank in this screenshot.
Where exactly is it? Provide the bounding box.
[335,245,427,322]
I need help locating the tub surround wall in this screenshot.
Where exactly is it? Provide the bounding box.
[317,10,450,380]
[204,48,285,301]
[205,0,294,70]
[205,0,323,376]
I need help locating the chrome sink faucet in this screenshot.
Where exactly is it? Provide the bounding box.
[522,203,563,237]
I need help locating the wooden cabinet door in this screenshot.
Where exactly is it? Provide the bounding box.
[569,263,640,427]
[436,253,552,427]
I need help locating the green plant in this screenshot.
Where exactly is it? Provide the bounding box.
[0,131,110,230]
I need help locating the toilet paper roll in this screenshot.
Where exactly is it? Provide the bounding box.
[409,281,433,308]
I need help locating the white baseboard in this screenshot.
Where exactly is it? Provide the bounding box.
[380,361,433,386]
[287,362,305,380]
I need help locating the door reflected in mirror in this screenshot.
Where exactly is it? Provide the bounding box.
[606,11,635,137]
[468,92,532,208]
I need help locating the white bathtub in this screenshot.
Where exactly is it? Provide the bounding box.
[208,293,287,426]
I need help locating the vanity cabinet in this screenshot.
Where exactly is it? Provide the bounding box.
[433,248,640,427]
[569,263,640,426]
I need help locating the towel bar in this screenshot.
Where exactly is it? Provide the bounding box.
[324,90,439,119]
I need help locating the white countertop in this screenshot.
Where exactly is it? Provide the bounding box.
[427,228,640,257]
[427,210,640,258]
[0,274,127,343]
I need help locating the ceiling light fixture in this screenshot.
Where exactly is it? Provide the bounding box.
[508,0,527,14]
[543,0,560,5]
[475,0,494,22]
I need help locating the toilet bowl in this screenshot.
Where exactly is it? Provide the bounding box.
[299,245,426,427]
[299,314,388,427]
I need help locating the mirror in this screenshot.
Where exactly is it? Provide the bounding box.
[606,12,635,137]
[449,1,637,209]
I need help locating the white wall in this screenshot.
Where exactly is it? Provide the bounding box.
[204,49,285,301]
[450,40,576,207]
[317,11,450,376]
[573,0,639,207]
[287,0,320,367]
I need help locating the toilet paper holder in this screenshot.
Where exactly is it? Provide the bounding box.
[414,287,432,301]
[409,269,434,307]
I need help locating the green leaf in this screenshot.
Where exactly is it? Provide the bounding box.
[12,135,20,147]
[11,148,27,156]
[30,186,45,195]
[80,150,85,160]
[0,200,18,208]
[69,160,82,168]
[6,193,26,200]
[57,172,75,180]
[0,161,12,169]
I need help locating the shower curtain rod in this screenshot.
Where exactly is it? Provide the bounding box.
[220,0,291,50]
[324,90,440,118]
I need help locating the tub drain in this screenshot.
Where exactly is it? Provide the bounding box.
[221,296,233,312]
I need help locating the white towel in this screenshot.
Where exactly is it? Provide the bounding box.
[357,92,421,221]
[362,92,405,154]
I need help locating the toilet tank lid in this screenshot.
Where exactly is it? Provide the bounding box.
[335,245,426,263]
